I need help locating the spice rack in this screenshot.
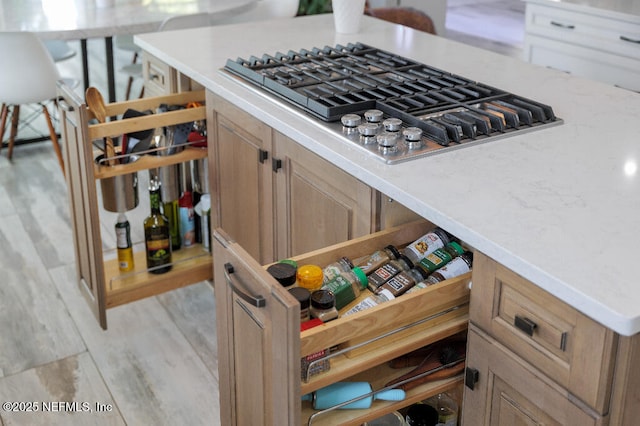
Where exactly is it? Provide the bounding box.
[213,219,470,425]
[57,83,211,329]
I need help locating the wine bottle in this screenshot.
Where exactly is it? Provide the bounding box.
[144,177,172,274]
[115,213,134,272]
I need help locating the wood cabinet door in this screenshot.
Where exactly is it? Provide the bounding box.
[272,131,375,259]
[213,229,301,426]
[462,326,605,426]
[57,82,107,328]
[208,92,275,264]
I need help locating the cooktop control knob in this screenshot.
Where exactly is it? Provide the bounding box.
[383,117,403,133]
[341,114,362,135]
[364,109,384,124]
[358,122,379,145]
[403,127,423,150]
[377,132,398,154]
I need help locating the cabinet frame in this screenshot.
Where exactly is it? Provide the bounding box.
[57,83,212,329]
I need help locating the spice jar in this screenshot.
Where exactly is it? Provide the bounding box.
[267,261,297,288]
[288,287,311,322]
[367,254,413,292]
[352,244,401,275]
[297,264,324,292]
[322,256,354,284]
[323,267,368,310]
[418,241,464,275]
[375,266,429,297]
[402,227,452,265]
[423,251,473,285]
[310,289,338,322]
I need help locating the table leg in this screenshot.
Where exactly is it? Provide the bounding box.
[105,36,116,103]
[81,39,89,93]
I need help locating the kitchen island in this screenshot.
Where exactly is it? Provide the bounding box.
[135,13,640,424]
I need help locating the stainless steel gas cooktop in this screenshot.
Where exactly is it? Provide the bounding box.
[221,42,562,164]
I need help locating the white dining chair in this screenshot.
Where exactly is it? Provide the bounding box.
[43,39,77,62]
[0,32,65,174]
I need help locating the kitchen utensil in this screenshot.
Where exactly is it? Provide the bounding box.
[122,108,155,160]
[86,86,117,165]
[302,382,405,410]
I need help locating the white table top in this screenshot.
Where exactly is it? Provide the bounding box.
[0,0,256,40]
[137,14,640,335]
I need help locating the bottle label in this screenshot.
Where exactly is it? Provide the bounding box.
[368,262,401,290]
[405,232,445,261]
[379,272,415,297]
[436,257,471,280]
[324,275,357,310]
[355,251,387,274]
[146,236,171,266]
[419,248,452,273]
[115,226,129,249]
[179,206,195,247]
[323,265,343,284]
[117,248,134,272]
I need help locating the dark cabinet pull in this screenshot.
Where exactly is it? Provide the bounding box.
[620,35,640,44]
[258,149,269,163]
[514,315,537,336]
[223,263,266,308]
[550,21,575,30]
[272,158,282,172]
[465,367,479,390]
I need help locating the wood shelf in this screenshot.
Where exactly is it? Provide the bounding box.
[301,372,463,426]
[104,244,213,309]
[301,310,469,395]
[94,146,208,179]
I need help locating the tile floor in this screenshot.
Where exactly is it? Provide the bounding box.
[0,2,524,425]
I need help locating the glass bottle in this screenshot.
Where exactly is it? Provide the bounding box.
[163,199,181,250]
[375,266,429,297]
[418,241,464,275]
[402,227,452,265]
[144,177,172,274]
[367,254,413,292]
[425,393,459,426]
[423,252,473,285]
[179,190,196,248]
[115,213,134,272]
[322,256,354,284]
[342,288,396,316]
[310,289,338,322]
[322,267,368,310]
[288,287,311,322]
[351,244,401,275]
[267,261,297,288]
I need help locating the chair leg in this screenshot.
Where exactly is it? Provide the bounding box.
[125,76,134,100]
[7,105,20,160]
[0,103,8,155]
[42,104,65,176]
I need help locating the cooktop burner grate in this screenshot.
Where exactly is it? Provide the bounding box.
[222,42,562,163]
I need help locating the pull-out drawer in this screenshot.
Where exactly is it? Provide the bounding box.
[469,252,617,412]
[213,220,471,426]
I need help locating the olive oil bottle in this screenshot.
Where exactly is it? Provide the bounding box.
[144,176,172,274]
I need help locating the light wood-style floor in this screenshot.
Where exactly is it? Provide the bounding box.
[0,2,523,425]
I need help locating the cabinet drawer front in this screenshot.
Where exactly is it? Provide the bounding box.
[525,35,640,92]
[142,52,176,95]
[470,252,617,412]
[526,3,640,58]
[463,327,606,426]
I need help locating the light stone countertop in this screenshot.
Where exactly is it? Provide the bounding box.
[137,14,640,335]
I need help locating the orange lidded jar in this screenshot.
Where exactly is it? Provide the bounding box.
[296,264,324,292]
